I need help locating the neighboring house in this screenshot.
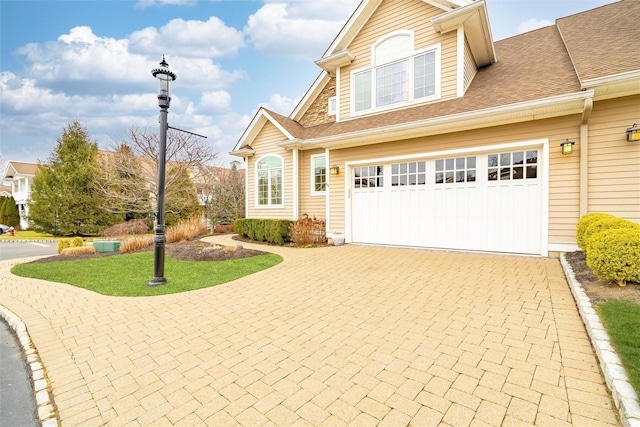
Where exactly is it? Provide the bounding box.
[0,185,11,198]
[231,0,640,256]
[2,161,39,230]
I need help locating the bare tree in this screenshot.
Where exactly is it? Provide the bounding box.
[94,127,216,219]
[200,164,245,226]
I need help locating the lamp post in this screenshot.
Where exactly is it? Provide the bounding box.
[147,55,176,287]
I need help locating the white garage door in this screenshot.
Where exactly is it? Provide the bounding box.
[351,149,543,254]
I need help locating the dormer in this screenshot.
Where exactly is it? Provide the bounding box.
[298,0,496,125]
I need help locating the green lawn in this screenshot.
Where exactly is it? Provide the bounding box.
[11,252,283,297]
[597,300,640,396]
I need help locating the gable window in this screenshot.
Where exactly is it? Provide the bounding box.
[311,154,327,195]
[256,155,283,207]
[352,32,440,114]
[328,96,337,116]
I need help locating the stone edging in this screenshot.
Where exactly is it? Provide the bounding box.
[0,304,60,427]
[560,254,640,427]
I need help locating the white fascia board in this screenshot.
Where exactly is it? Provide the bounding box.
[581,69,640,90]
[421,0,452,12]
[232,108,296,152]
[277,90,594,150]
[322,0,383,58]
[315,50,355,74]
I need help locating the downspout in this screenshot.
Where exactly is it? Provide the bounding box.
[325,148,331,233]
[292,148,299,221]
[580,97,593,217]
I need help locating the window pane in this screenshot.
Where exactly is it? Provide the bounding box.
[445,171,454,183]
[435,159,444,171]
[418,161,426,173]
[467,170,476,182]
[488,168,498,181]
[526,165,537,179]
[376,59,409,107]
[409,162,416,173]
[513,152,524,165]
[354,71,372,112]
[392,164,398,174]
[466,157,476,168]
[500,167,511,180]
[392,176,399,186]
[400,175,407,186]
[435,172,443,184]
[414,52,435,99]
[418,173,426,185]
[513,166,524,180]
[445,158,454,170]
[526,150,538,164]
[456,158,465,169]
[313,157,326,192]
[456,171,465,183]
[488,155,498,167]
[500,153,511,166]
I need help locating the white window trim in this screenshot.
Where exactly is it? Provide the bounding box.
[328,96,337,116]
[310,154,327,196]
[350,40,441,117]
[254,154,285,209]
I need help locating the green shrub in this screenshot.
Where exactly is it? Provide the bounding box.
[576,213,615,250]
[586,228,640,286]
[71,236,84,247]
[582,217,640,254]
[56,238,71,254]
[235,218,293,245]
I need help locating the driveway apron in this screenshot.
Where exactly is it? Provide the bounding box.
[0,236,619,426]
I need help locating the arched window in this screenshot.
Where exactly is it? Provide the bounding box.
[256,155,283,207]
[352,31,440,114]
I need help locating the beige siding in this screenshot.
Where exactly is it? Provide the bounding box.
[338,0,458,121]
[299,149,327,218]
[587,95,640,222]
[327,115,583,245]
[463,37,477,92]
[246,122,294,220]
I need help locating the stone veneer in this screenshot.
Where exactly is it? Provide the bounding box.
[299,77,337,127]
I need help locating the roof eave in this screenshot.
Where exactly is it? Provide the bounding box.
[315,50,355,75]
[431,0,496,66]
[229,148,256,158]
[278,90,594,151]
[580,70,640,101]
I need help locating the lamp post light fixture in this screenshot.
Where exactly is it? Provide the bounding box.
[147,55,176,287]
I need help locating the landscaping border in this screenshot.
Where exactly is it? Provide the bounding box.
[560,254,640,427]
[0,304,60,427]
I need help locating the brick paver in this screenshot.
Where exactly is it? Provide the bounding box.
[0,236,619,426]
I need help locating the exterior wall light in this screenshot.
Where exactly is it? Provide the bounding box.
[330,165,340,175]
[627,124,640,142]
[560,139,575,155]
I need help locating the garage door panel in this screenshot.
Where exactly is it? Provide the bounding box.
[351,149,543,254]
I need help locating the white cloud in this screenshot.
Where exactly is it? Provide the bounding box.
[259,93,301,116]
[517,18,553,34]
[245,1,358,59]
[129,17,245,58]
[198,90,231,114]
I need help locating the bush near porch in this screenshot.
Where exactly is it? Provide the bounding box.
[234,218,293,245]
[576,213,640,287]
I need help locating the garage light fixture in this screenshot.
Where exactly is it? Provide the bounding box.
[627,124,640,142]
[330,165,340,175]
[560,139,575,155]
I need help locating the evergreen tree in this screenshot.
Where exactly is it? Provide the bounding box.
[29,120,115,235]
[0,196,20,228]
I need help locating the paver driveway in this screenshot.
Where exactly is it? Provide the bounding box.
[0,236,619,426]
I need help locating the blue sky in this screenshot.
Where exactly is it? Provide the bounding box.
[0,0,615,169]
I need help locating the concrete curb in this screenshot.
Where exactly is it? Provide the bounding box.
[0,304,60,427]
[560,254,640,427]
[0,240,58,243]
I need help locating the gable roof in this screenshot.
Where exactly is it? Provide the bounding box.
[3,161,39,179]
[232,108,304,153]
[232,0,638,155]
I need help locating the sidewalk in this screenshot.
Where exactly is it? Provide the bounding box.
[0,236,621,426]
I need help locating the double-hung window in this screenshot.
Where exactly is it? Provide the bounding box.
[256,155,283,207]
[310,155,327,195]
[352,32,440,115]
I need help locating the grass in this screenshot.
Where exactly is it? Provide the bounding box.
[597,300,640,396]
[0,230,56,240]
[11,252,283,297]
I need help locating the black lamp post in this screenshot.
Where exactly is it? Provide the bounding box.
[147,55,176,287]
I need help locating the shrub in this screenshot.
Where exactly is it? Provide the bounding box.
[120,236,154,253]
[289,214,326,246]
[235,218,293,245]
[71,236,84,247]
[586,227,640,286]
[56,239,71,254]
[61,246,97,255]
[582,217,640,254]
[166,216,208,244]
[576,213,615,251]
[101,219,150,237]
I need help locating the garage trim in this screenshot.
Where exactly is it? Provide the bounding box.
[343,138,549,255]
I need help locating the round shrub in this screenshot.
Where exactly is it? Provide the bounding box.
[56,238,71,254]
[71,236,84,247]
[576,213,615,250]
[586,228,640,286]
[582,217,640,254]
